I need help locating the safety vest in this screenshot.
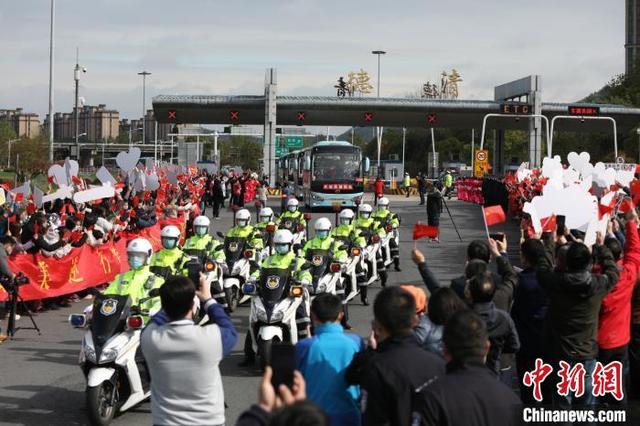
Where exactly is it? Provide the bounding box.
[183,234,225,262]
[104,266,164,311]
[150,248,189,276]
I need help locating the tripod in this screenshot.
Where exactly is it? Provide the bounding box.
[441,197,463,242]
[6,289,41,338]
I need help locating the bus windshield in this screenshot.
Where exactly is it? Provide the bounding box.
[312,151,361,181]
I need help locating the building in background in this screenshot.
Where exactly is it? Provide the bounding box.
[45,104,119,143]
[626,0,640,74]
[143,109,172,143]
[0,108,40,138]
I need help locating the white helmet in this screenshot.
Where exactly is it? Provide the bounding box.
[339,209,355,225]
[358,203,373,219]
[274,229,294,255]
[314,217,332,239]
[274,229,294,245]
[193,215,210,228]
[193,215,210,236]
[235,208,251,227]
[127,238,153,266]
[161,225,181,239]
[286,198,299,212]
[378,197,390,209]
[259,207,274,222]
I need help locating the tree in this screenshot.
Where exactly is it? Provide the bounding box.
[13,133,49,180]
[220,136,262,170]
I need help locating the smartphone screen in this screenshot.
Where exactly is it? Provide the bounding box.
[489,233,504,242]
[556,215,566,236]
[269,342,295,389]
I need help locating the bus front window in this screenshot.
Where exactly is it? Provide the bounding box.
[313,152,361,181]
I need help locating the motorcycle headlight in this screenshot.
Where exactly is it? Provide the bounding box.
[83,341,96,363]
[100,348,119,363]
[316,282,326,293]
[231,264,241,275]
[255,304,268,322]
[311,194,323,201]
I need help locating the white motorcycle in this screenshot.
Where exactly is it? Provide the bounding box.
[303,248,344,301]
[218,232,255,311]
[242,268,307,367]
[69,289,160,426]
[278,215,310,254]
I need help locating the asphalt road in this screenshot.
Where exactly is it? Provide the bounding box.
[0,195,511,426]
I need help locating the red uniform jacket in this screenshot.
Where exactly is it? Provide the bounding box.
[598,219,640,349]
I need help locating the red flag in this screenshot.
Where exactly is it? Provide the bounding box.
[540,215,557,232]
[413,223,438,240]
[619,198,635,214]
[483,205,506,226]
[631,180,640,203]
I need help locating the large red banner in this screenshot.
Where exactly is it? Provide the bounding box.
[0,224,162,302]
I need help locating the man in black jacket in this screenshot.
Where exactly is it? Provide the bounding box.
[468,271,520,377]
[346,287,445,426]
[536,236,619,409]
[412,309,522,426]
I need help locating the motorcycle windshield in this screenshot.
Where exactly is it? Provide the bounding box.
[259,267,291,305]
[224,237,246,269]
[91,294,131,350]
[305,249,330,287]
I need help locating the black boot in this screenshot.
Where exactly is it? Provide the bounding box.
[394,258,401,272]
[360,286,369,306]
[380,270,387,287]
[341,304,352,330]
[238,331,256,366]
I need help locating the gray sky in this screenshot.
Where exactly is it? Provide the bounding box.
[0,0,625,121]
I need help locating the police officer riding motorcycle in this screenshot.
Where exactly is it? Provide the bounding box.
[353,203,387,298]
[276,198,307,252]
[372,197,401,272]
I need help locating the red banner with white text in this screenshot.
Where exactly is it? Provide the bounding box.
[0,224,162,302]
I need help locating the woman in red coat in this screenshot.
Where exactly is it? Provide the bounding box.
[374,177,384,206]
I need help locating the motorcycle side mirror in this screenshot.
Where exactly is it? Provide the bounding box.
[148,288,161,298]
[303,213,311,220]
[217,231,225,238]
[214,245,224,251]
[300,262,313,271]
[338,244,349,251]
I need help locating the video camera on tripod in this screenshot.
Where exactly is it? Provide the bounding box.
[0,272,40,338]
[0,272,29,295]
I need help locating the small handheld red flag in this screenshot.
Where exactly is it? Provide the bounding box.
[483,205,506,226]
[619,198,636,214]
[540,215,557,232]
[413,223,438,240]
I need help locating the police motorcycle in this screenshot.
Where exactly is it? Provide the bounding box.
[373,197,400,272]
[218,209,258,311]
[302,218,346,301]
[355,204,383,289]
[278,198,309,253]
[242,230,311,367]
[255,207,277,257]
[331,209,362,304]
[69,239,163,426]
[181,217,226,308]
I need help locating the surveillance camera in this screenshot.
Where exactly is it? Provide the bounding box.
[82,67,87,73]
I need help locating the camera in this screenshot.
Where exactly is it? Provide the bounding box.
[0,273,29,295]
[184,257,216,289]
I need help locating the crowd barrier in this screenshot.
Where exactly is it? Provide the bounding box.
[0,224,162,302]
[456,178,484,204]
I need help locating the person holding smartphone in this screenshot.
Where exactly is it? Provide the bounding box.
[141,274,237,426]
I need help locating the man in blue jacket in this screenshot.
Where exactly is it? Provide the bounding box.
[295,293,364,426]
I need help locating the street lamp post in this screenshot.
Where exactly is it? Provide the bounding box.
[74,48,86,161]
[637,128,640,163]
[6,139,19,168]
[48,0,55,162]
[138,71,151,145]
[371,50,386,173]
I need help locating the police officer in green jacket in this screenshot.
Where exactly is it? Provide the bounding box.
[226,208,264,250]
[255,207,277,252]
[182,215,225,263]
[103,238,164,315]
[277,198,307,230]
[240,229,312,366]
[353,203,388,288]
[331,208,369,306]
[372,197,401,272]
[149,225,190,278]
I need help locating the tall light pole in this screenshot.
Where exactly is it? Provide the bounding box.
[74,48,86,160]
[48,0,55,162]
[138,71,151,145]
[371,50,386,173]
[371,50,386,98]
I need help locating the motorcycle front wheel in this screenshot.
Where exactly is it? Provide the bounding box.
[86,379,119,426]
[225,286,239,312]
[257,336,280,370]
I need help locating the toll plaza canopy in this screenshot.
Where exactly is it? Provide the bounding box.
[153,95,640,133]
